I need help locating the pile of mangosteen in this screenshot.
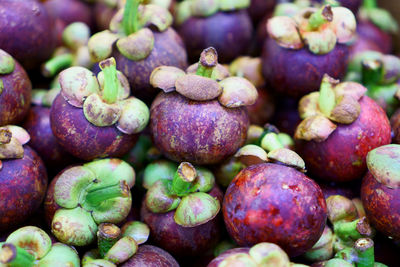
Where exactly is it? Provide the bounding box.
[1,0,400,266]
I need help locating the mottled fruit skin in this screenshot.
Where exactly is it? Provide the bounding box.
[262,38,349,98]
[50,94,138,161]
[355,20,392,55]
[247,0,276,24]
[0,146,48,231]
[207,248,250,267]
[114,28,187,103]
[390,109,400,144]
[361,172,400,240]
[120,245,179,267]
[23,106,76,174]
[178,11,253,63]
[247,88,275,125]
[140,186,223,257]
[296,97,391,182]
[0,58,31,126]
[223,163,327,257]
[0,0,56,70]
[150,92,249,165]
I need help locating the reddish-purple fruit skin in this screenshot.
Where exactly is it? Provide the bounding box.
[296,97,391,182]
[355,20,392,54]
[0,146,47,231]
[262,38,349,98]
[150,92,249,165]
[50,94,138,161]
[207,248,250,267]
[0,0,56,70]
[0,59,31,126]
[140,186,223,257]
[271,97,301,136]
[390,109,400,144]
[223,163,327,257]
[361,172,400,240]
[247,88,275,125]
[178,11,253,63]
[23,106,76,173]
[114,28,187,102]
[120,245,179,267]
[247,0,276,24]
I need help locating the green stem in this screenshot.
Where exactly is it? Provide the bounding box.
[363,0,376,9]
[334,219,363,241]
[260,133,284,152]
[99,57,119,104]
[196,47,218,78]
[122,0,141,36]
[85,180,130,207]
[308,5,333,31]
[171,162,197,197]
[354,238,374,267]
[42,53,73,78]
[361,60,384,86]
[0,244,35,267]
[318,75,336,117]
[97,223,121,258]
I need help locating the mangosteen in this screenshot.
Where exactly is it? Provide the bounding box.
[0,226,80,267]
[23,88,76,175]
[43,0,93,45]
[141,162,223,257]
[390,108,400,144]
[354,0,398,55]
[295,75,391,182]
[0,49,32,126]
[0,126,48,232]
[42,22,92,78]
[50,57,149,160]
[247,0,276,24]
[150,48,255,165]
[44,158,135,246]
[121,245,179,267]
[229,56,275,125]
[88,0,187,102]
[175,0,253,63]
[223,159,327,257]
[361,144,400,241]
[0,0,56,70]
[262,5,355,98]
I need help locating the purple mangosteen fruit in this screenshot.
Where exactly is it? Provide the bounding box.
[390,108,400,144]
[247,0,276,24]
[121,245,179,267]
[262,5,356,98]
[0,49,31,126]
[175,0,253,63]
[150,48,255,165]
[0,126,47,232]
[44,158,135,246]
[0,0,56,70]
[361,144,400,241]
[89,0,187,102]
[50,57,149,160]
[295,75,391,182]
[141,162,223,257]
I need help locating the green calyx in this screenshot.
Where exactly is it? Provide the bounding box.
[104,236,138,265]
[52,159,135,246]
[0,49,15,75]
[142,160,178,189]
[0,125,29,160]
[97,223,121,258]
[121,221,150,245]
[0,243,35,267]
[304,226,334,262]
[31,87,61,107]
[361,0,398,33]
[308,5,333,31]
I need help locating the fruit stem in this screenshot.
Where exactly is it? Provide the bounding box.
[196,47,218,78]
[99,57,119,104]
[0,244,35,267]
[42,53,73,78]
[85,180,130,207]
[98,223,121,258]
[318,75,337,117]
[122,0,142,36]
[363,0,376,9]
[354,238,374,267]
[334,219,364,241]
[308,5,333,31]
[171,162,197,196]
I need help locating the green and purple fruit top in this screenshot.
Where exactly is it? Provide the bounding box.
[51,158,135,246]
[0,226,80,267]
[58,57,149,134]
[144,161,221,228]
[267,4,356,54]
[295,74,368,142]
[358,0,398,33]
[89,0,173,62]
[150,47,258,108]
[0,125,30,169]
[176,0,250,25]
